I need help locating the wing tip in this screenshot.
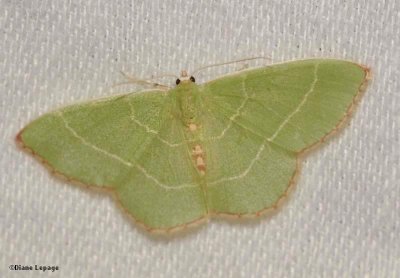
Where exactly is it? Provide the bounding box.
[355,61,372,80]
[15,128,26,149]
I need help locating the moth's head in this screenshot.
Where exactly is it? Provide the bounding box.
[175,70,195,86]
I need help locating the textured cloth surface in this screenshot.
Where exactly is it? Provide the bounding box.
[1,1,399,277]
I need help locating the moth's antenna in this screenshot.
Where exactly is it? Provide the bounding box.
[191,56,271,76]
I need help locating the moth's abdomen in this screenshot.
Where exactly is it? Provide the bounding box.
[192,144,206,176]
[181,95,207,176]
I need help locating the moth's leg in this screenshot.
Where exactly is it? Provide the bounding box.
[113,71,171,90]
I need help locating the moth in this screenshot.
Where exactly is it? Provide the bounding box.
[17,59,370,233]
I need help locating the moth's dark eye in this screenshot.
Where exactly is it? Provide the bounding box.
[190,76,195,83]
[176,79,181,85]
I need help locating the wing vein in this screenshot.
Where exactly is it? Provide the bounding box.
[207,63,320,186]
[57,111,196,190]
[127,99,185,147]
[58,111,133,167]
[208,143,267,186]
[268,62,320,142]
[208,75,249,141]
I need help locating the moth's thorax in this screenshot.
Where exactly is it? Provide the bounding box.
[171,82,201,127]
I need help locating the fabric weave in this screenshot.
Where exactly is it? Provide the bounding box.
[1,1,399,277]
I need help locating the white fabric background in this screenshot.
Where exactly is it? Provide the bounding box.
[1,1,399,277]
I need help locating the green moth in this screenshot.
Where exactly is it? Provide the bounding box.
[16,59,370,233]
